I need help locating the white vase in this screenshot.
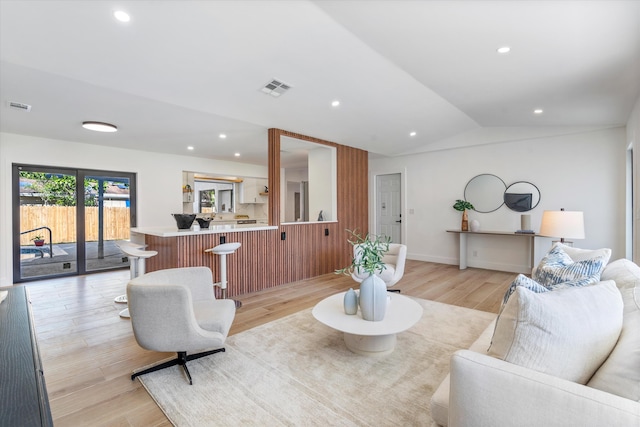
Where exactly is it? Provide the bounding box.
[470,219,480,232]
[359,275,387,321]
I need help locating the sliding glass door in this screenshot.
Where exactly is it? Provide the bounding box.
[12,164,137,282]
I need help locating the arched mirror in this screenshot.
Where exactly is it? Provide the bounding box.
[504,181,540,212]
[464,174,506,213]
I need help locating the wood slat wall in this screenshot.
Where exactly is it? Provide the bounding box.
[145,129,368,296]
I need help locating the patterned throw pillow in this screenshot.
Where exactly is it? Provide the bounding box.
[533,244,606,290]
[501,274,548,307]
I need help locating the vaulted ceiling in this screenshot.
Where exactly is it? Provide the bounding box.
[1,1,638,165]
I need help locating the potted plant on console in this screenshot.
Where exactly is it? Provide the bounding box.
[32,235,45,247]
[453,199,474,231]
[336,229,390,321]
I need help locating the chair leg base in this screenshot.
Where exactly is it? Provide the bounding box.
[388,289,401,293]
[131,348,225,385]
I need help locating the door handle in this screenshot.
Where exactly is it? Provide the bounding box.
[395,220,401,223]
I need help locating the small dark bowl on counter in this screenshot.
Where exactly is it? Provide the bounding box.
[195,217,214,229]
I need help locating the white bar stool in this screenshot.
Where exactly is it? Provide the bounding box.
[205,242,242,308]
[115,241,158,318]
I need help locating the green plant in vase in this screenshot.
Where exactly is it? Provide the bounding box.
[453,199,474,231]
[336,229,390,321]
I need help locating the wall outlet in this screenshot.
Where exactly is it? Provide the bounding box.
[324,228,329,236]
[281,232,286,240]
[473,250,478,257]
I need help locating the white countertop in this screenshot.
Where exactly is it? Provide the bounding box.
[131,223,277,237]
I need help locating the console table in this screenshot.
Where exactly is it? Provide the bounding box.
[447,230,539,271]
[0,286,53,426]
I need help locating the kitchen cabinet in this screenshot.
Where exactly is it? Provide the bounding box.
[239,178,268,204]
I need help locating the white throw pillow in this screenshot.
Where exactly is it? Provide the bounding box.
[533,244,607,290]
[558,242,612,265]
[488,280,623,384]
[588,259,640,401]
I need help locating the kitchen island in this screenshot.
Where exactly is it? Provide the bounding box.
[131,223,288,298]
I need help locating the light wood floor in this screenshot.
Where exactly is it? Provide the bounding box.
[24,260,517,426]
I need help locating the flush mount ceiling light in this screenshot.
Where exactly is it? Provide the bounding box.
[331,100,340,107]
[114,10,130,22]
[187,146,194,151]
[82,121,118,132]
[533,109,544,114]
[409,131,417,137]
[497,46,511,54]
[219,134,227,139]
[234,153,241,157]
[261,79,291,97]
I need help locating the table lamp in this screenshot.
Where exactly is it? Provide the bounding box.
[539,208,585,246]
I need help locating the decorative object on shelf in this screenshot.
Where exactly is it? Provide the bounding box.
[172,213,196,230]
[470,219,480,232]
[539,208,585,246]
[516,214,535,234]
[343,288,358,315]
[336,229,390,321]
[317,210,324,221]
[31,235,45,246]
[453,199,474,231]
[183,184,192,193]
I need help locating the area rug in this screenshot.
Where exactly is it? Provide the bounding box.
[138,298,496,426]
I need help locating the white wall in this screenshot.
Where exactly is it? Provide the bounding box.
[308,146,335,221]
[0,132,267,286]
[627,95,640,264]
[369,127,628,274]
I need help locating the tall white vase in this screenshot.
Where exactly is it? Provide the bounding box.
[359,275,387,321]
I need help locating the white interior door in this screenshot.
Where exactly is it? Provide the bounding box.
[376,173,401,242]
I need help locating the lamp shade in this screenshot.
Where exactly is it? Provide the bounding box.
[539,210,585,240]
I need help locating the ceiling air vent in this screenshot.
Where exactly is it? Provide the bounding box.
[261,79,291,97]
[9,101,32,112]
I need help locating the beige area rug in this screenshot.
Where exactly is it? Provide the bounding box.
[138,298,495,426]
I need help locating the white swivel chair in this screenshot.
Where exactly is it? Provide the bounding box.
[205,242,242,308]
[127,267,235,385]
[114,240,158,318]
[351,243,407,292]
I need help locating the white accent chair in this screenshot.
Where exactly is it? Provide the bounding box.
[351,243,407,291]
[127,267,236,385]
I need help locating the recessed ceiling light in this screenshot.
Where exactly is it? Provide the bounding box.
[331,100,340,107]
[497,46,511,54]
[409,131,417,137]
[113,10,130,22]
[187,146,194,150]
[234,153,240,157]
[533,109,544,114]
[82,121,117,132]
[219,134,227,139]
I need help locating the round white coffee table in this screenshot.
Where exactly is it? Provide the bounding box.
[312,292,423,356]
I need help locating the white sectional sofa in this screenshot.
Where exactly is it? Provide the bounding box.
[431,257,640,427]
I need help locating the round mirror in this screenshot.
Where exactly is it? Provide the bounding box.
[504,181,540,212]
[464,174,506,213]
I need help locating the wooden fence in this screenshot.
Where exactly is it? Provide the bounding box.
[20,206,130,245]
